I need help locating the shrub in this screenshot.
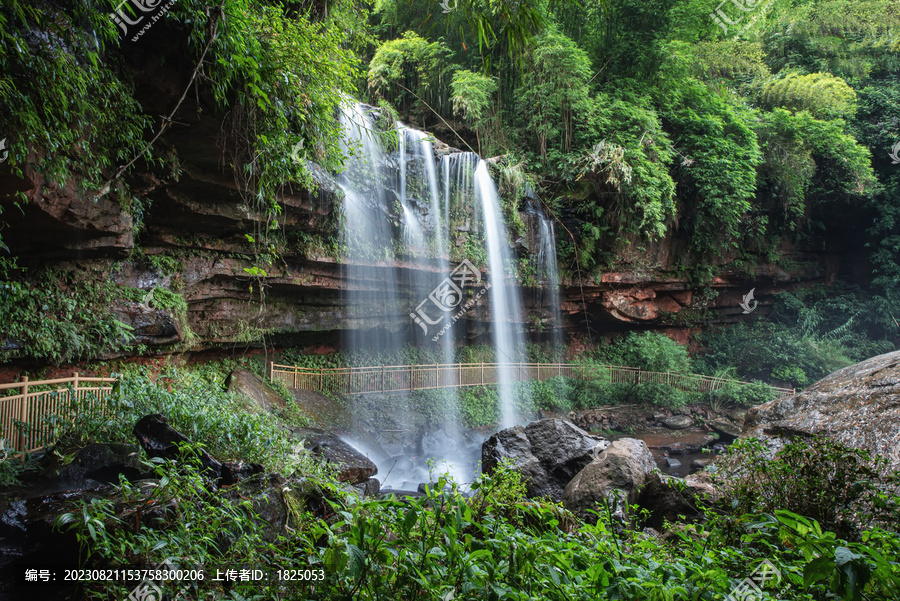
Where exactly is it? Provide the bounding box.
[598,331,692,373]
[714,436,900,540]
[458,386,500,427]
[55,367,317,476]
[529,376,577,412]
[710,380,776,407]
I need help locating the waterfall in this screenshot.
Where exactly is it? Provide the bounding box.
[475,160,526,428]
[404,129,456,371]
[397,126,426,253]
[337,103,405,357]
[528,200,564,355]
[335,102,527,487]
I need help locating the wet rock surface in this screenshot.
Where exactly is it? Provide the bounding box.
[133,413,264,487]
[637,468,723,531]
[288,427,377,484]
[482,418,609,502]
[708,418,742,439]
[227,368,287,412]
[661,415,693,430]
[744,350,900,472]
[562,438,657,520]
[33,443,144,495]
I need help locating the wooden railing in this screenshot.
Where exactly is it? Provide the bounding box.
[0,374,117,455]
[270,362,795,399]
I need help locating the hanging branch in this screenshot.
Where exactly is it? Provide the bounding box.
[94,2,227,200]
[395,83,477,154]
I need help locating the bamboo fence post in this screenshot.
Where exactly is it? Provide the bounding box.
[481,362,484,386]
[18,377,29,455]
[381,365,385,393]
[73,371,81,418]
[72,371,80,414]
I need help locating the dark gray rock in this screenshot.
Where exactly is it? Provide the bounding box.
[41,442,143,493]
[289,427,376,484]
[482,419,608,501]
[353,478,380,497]
[562,438,656,520]
[221,473,327,542]
[708,418,741,439]
[661,415,693,430]
[133,414,264,487]
[637,470,719,530]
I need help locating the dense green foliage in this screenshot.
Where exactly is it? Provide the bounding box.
[366,0,897,292]
[0,266,135,363]
[39,370,900,601]
[0,0,362,278]
[697,285,896,386]
[55,366,313,473]
[716,436,900,540]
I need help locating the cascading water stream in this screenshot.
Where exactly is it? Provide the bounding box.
[397,126,426,253]
[528,200,564,354]
[335,102,528,486]
[474,160,526,428]
[337,103,405,356]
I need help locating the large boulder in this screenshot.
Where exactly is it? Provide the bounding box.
[638,469,723,530]
[482,419,609,501]
[288,427,377,484]
[133,414,264,487]
[744,350,900,472]
[227,368,287,412]
[35,443,144,494]
[562,438,657,520]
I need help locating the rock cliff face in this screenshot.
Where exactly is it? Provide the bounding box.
[744,350,900,472]
[0,37,872,361]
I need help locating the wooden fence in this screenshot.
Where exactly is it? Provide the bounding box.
[0,374,117,455]
[270,362,795,399]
